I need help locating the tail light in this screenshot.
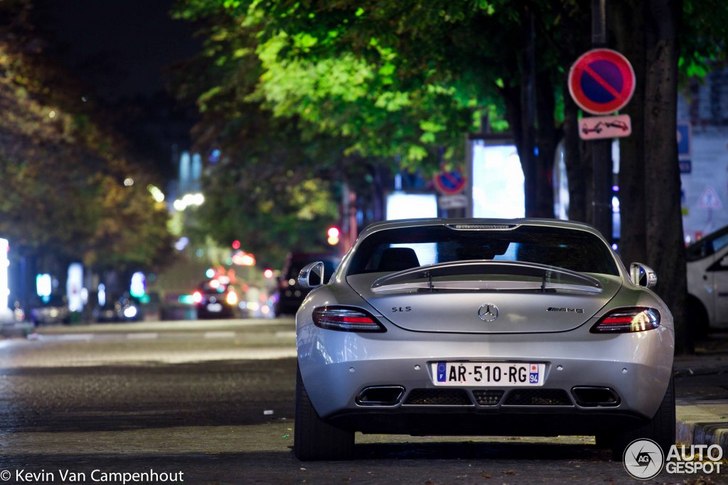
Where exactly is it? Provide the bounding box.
[192,291,203,304]
[312,306,385,332]
[590,307,661,333]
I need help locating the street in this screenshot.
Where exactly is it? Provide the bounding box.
[0,319,722,484]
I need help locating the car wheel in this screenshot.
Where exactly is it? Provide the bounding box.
[294,365,354,461]
[610,375,675,460]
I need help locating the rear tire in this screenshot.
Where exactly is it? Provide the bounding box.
[294,365,355,460]
[610,375,675,460]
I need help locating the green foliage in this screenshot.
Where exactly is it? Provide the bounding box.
[171,0,728,259]
[679,0,728,85]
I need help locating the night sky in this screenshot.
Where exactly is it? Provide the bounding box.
[30,0,202,176]
[32,0,200,102]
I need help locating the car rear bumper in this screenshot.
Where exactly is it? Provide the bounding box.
[297,326,674,435]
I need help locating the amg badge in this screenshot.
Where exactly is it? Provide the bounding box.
[547,307,584,314]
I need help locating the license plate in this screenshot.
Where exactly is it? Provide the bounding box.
[431,362,545,387]
[206,303,223,312]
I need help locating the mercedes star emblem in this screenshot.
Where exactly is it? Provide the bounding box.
[478,304,499,322]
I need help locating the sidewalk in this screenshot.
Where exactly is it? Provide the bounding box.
[674,334,728,449]
[2,321,727,449]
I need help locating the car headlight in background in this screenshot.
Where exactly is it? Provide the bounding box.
[226,291,239,306]
[123,305,138,319]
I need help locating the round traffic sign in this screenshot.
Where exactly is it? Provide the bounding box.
[568,48,635,115]
[433,170,466,195]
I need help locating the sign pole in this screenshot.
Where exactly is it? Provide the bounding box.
[591,0,613,243]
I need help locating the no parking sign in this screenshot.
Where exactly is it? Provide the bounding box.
[568,48,635,115]
[433,169,466,195]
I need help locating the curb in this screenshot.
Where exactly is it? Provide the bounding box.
[0,322,33,339]
[674,366,728,378]
[676,401,728,449]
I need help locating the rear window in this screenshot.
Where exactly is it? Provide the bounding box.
[347,225,619,276]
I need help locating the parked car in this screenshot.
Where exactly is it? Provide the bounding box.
[686,225,728,336]
[94,294,142,323]
[273,252,340,316]
[294,218,675,461]
[193,278,239,319]
[28,294,71,325]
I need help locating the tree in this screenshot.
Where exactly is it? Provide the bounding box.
[612,0,722,354]
[175,0,728,352]
[0,0,175,298]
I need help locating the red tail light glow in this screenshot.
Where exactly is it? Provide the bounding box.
[192,291,203,304]
[591,307,661,333]
[312,306,385,332]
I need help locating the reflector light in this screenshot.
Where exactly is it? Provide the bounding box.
[312,306,385,332]
[591,307,660,333]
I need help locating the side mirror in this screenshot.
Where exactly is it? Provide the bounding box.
[298,261,325,289]
[629,262,657,289]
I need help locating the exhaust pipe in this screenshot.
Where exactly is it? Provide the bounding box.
[571,386,621,407]
[356,386,405,406]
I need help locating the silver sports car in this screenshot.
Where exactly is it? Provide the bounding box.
[294,218,675,460]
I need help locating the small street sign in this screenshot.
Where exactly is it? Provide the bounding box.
[699,186,723,210]
[677,122,691,159]
[433,169,466,195]
[579,114,632,140]
[568,48,636,115]
[438,194,468,210]
[679,160,692,174]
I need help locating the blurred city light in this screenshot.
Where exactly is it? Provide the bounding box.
[67,263,83,312]
[173,192,205,211]
[130,272,146,299]
[208,148,222,164]
[225,290,239,306]
[147,184,165,203]
[263,268,274,279]
[36,274,52,300]
[123,177,135,187]
[122,305,138,319]
[232,251,256,266]
[327,226,341,245]
[98,283,107,307]
[174,237,190,251]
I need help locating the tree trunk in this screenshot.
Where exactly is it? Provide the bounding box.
[535,71,557,218]
[562,90,589,223]
[501,10,557,219]
[613,1,647,266]
[643,0,689,354]
[613,0,690,353]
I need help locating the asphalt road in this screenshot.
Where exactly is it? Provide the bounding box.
[0,319,721,484]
